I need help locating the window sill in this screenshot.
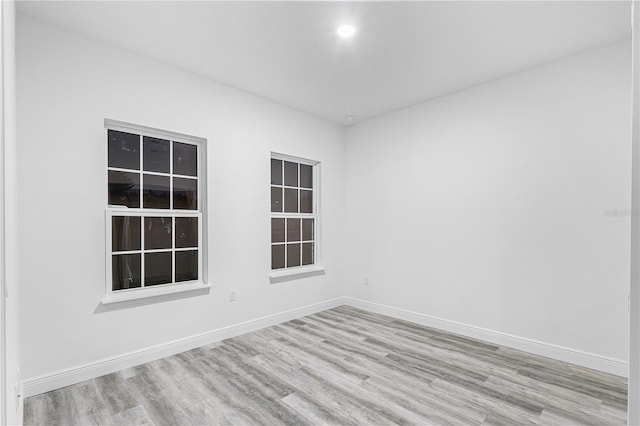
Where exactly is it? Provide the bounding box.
[269,265,325,284]
[100,282,210,305]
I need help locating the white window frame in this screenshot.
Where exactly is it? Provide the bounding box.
[102,119,209,304]
[269,152,324,282]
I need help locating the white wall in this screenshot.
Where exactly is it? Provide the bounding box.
[3,1,21,423]
[345,40,632,364]
[16,14,345,382]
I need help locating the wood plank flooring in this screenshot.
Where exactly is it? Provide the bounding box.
[24,306,628,425]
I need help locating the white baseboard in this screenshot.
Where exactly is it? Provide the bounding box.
[344,297,629,378]
[23,295,628,398]
[22,297,347,397]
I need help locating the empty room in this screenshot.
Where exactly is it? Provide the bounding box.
[1,0,640,424]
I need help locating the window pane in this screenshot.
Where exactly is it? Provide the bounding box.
[174,178,198,210]
[176,217,198,248]
[284,188,298,213]
[300,164,313,189]
[108,130,139,170]
[287,218,301,242]
[287,243,301,267]
[143,136,170,173]
[176,250,198,282]
[112,216,141,251]
[272,245,285,269]
[112,253,141,291]
[144,217,172,250]
[145,252,172,286]
[143,174,170,209]
[284,161,298,187]
[174,142,198,177]
[108,170,140,208]
[302,218,314,241]
[271,159,282,185]
[302,242,314,266]
[271,187,282,212]
[300,190,313,213]
[271,218,285,243]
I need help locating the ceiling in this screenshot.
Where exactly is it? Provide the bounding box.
[17,1,632,125]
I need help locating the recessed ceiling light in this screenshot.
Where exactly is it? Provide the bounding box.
[346,114,357,122]
[337,25,356,38]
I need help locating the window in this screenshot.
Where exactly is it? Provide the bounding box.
[270,154,319,273]
[105,120,206,300]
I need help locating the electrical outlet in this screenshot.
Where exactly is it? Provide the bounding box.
[364,276,369,286]
[229,290,237,302]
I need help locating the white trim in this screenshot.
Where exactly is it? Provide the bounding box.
[269,265,325,282]
[22,297,346,397]
[0,1,6,421]
[629,1,640,423]
[22,296,630,398]
[107,207,200,215]
[314,162,322,267]
[268,211,315,218]
[344,297,629,377]
[270,265,324,278]
[104,119,205,145]
[270,151,319,166]
[100,282,210,305]
[108,167,198,181]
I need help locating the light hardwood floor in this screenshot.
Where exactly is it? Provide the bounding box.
[24,306,628,425]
